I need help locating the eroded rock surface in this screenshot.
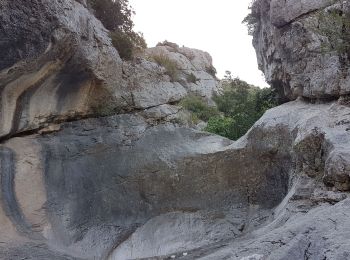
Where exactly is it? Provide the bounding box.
[0,102,292,259]
[0,0,125,139]
[1,99,350,259]
[1,0,350,260]
[145,41,220,104]
[0,1,220,139]
[252,0,350,100]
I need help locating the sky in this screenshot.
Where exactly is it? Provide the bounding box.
[128,0,269,87]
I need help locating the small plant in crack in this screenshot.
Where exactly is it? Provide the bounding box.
[186,73,198,84]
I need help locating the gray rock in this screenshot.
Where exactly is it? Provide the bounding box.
[0,1,220,142]
[252,0,350,100]
[141,104,182,122]
[1,0,350,259]
[0,0,127,138]
[145,42,220,104]
[170,100,350,260]
[122,59,188,109]
[0,107,290,259]
[1,100,349,259]
[270,0,333,28]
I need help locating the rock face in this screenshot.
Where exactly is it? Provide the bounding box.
[1,98,350,259]
[1,0,350,260]
[0,0,125,139]
[251,0,350,100]
[145,41,220,104]
[0,111,289,259]
[0,1,220,139]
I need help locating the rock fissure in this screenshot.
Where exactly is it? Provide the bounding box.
[0,147,42,240]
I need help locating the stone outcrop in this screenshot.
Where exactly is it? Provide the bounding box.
[0,0,125,139]
[1,98,350,259]
[0,0,350,260]
[0,111,288,259]
[145,41,220,104]
[0,1,220,139]
[180,100,350,259]
[251,0,350,100]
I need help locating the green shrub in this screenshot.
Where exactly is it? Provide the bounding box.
[205,66,217,78]
[187,73,198,84]
[255,87,279,116]
[178,78,277,140]
[242,13,259,36]
[207,78,277,140]
[180,95,220,122]
[110,31,133,60]
[189,113,200,125]
[213,78,257,118]
[87,0,147,60]
[312,8,350,58]
[242,1,259,36]
[205,116,235,139]
[151,54,180,82]
[110,30,146,60]
[87,0,132,31]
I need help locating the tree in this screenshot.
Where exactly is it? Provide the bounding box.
[223,70,233,81]
[316,8,350,52]
[87,0,133,31]
[205,78,278,140]
[242,1,259,36]
[87,0,147,60]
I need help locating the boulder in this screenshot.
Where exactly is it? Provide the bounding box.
[145,41,220,104]
[121,59,188,109]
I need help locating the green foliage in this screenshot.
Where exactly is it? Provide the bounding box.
[205,66,217,78]
[87,0,133,32]
[255,87,279,116]
[110,31,133,60]
[313,7,350,56]
[110,30,146,60]
[87,0,147,60]
[179,77,277,140]
[151,54,180,82]
[207,78,277,140]
[242,12,258,36]
[180,95,220,122]
[214,78,256,118]
[242,1,259,36]
[223,70,233,81]
[186,73,198,84]
[205,117,235,139]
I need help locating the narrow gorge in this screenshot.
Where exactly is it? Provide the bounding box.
[0,0,350,259]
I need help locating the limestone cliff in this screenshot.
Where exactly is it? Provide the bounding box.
[0,1,219,139]
[251,0,350,100]
[0,0,350,260]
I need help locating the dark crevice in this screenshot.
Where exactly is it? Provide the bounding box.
[273,1,340,29]
[304,242,312,260]
[0,147,43,240]
[301,95,341,103]
[0,100,183,144]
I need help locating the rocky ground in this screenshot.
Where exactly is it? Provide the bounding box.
[0,0,350,260]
